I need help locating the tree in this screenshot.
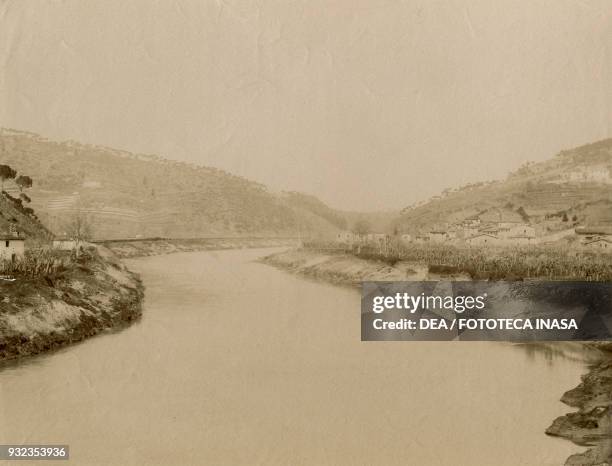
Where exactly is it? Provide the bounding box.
[352,219,372,237]
[0,164,16,191]
[15,175,32,192]
[562,213,569,222]
[63,211,93,256]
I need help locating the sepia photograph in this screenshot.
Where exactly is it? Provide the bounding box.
[0,1,611,465]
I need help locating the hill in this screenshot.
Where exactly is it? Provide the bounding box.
[395,139,612,233]
[0,128,345,240]
[0,191,53,242]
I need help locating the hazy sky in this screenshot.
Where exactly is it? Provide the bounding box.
[0,0,611,210]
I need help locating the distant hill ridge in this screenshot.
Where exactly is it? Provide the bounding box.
[396,139,612,233]
[0,128,345,239]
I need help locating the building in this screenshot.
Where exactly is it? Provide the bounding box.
[576,227,612,243]
[466,234,500,246]
[479,225,500,236]
[428,231,447,243]
[461,217,481,228]
[335,231,355,244]
[0,234,25,262]
[414,234,430,244]
[584,238,612,252]
[366,233,389,244]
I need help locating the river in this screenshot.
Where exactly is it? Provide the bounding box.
[0,248,593,465]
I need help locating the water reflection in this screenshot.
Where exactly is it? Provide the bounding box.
[518,342,604,366]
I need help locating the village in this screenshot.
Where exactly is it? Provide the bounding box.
[333,208,612,253]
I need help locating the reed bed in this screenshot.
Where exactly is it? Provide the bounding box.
[0,248,72,278]
[302,240,612,281]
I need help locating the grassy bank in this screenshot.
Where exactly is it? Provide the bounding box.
[302,240,612,281]
[0,245,143,361]
[103,237,299,258]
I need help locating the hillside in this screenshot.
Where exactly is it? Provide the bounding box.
[395,139,612,233]
[0,128,344,240]
[0,191,53,242]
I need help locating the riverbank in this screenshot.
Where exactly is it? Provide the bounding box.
[259,248,469,285]
[103,237,299,258]
[0,245,143,361]
[547,352,612,466]
[263,247,612,466]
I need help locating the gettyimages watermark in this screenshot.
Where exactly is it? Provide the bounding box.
[361,281,612,341]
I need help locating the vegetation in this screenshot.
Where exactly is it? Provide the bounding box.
[303,240,612,281]
[0,163,35,215]
[284,191,348,230]
[63,210,93,243]
[0,129,348,239]
[0,244,143,362]
[0,248,70,278]
[396,138,612,234]
[352,219,372,237]
[0,164,16,190]
[15,175,32,192]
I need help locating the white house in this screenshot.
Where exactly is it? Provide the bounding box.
[335,231,355,244]
[0,234,25,261]
[366,233,389,244]
[414,234,430,244]
[429,231,447,243]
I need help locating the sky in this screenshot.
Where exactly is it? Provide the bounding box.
[0,0,611,211]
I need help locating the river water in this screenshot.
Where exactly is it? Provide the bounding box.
[0,248,592,465]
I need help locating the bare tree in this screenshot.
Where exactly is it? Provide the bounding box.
[63,210,93,256]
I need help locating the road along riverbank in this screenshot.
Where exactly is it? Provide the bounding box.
[102,237,299,258]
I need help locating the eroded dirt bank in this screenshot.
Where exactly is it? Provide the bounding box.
[547,347,612,466]
[0,246,143,361]
[260,248,437,285]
